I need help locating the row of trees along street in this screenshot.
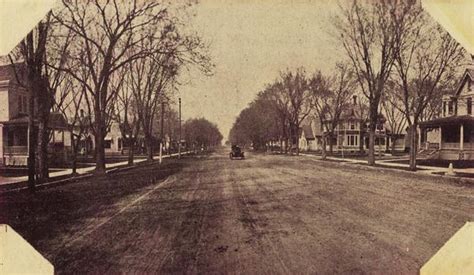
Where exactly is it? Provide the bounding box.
[229,1,467,170]
[8,0,218,191]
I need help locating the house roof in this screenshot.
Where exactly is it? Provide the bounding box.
[454,68,474,97]
[1,112,69,129]
[419,115,474,128]
[0,62,25,82]
[49,112,69,129]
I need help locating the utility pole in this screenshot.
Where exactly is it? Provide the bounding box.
[178,97,181,159]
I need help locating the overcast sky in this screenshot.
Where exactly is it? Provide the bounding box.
[179,0,342,141]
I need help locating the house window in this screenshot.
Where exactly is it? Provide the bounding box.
[443,101,447,116]
[347,135,358,146]
[468,98,472,115]
[350,122,355,130]
[448,101,453,115]
[104,140,112,149]
[375,137,386,146]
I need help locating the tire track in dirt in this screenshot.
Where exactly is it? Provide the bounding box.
[158,154,228,274]
[231,161,368,273]
[228,162,293,275]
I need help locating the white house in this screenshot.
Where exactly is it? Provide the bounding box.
[420,69,474,160]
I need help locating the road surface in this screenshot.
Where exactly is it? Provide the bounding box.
[1,149,473,274]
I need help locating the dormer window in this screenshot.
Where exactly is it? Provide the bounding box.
[468,98,472,115]
[448,101,453,115]
[443,101,447,116]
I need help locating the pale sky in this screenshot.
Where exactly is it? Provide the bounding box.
[179,0,342,141]
[0,0,472,141]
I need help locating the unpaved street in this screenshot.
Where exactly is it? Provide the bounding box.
[1,150,473,274]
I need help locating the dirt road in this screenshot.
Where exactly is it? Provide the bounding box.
[1,150,473,274]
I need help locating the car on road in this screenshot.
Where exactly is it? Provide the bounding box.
[229,145,245,160]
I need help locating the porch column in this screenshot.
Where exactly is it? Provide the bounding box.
[439,127,442,150]
[460,124,464,151]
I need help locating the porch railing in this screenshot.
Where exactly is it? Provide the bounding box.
[441,142,474,150]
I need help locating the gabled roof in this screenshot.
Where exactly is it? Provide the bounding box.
[454,68,474,97]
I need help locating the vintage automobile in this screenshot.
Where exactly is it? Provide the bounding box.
[229,145,245,160]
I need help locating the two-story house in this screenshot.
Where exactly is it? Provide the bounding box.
[320,96,387,154]
[420,69,474,160]
[0,63,70,166]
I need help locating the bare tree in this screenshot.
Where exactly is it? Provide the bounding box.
[381,82,407,154]
[114,72,141,165]
[309,72,331,159]
[262,82,291,154]
[280,68,312,155]
[391,4,465,170]
[335,0,399,165]
[54,75,88,175]
[309,64,355,156]
[53,0,168,173]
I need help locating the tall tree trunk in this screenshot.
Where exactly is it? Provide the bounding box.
[71,132,79,175]
[329,132,334,155]
[391,136,397,155]
[145,135,153,161]
[294,124,300,156]
[409,124,418,171]
[95,129,106,173]
[321,134,327,160]
[128,137,135,165]
[368,129,376,166]
[37,121,49,182]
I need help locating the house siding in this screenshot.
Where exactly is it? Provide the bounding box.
[0,89,8,121]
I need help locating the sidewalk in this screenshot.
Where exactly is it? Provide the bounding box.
[0,152,190,187]
[300,153,469,175]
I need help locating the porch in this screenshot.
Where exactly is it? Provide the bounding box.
[420,115,474,160]
[1,113,70,166]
